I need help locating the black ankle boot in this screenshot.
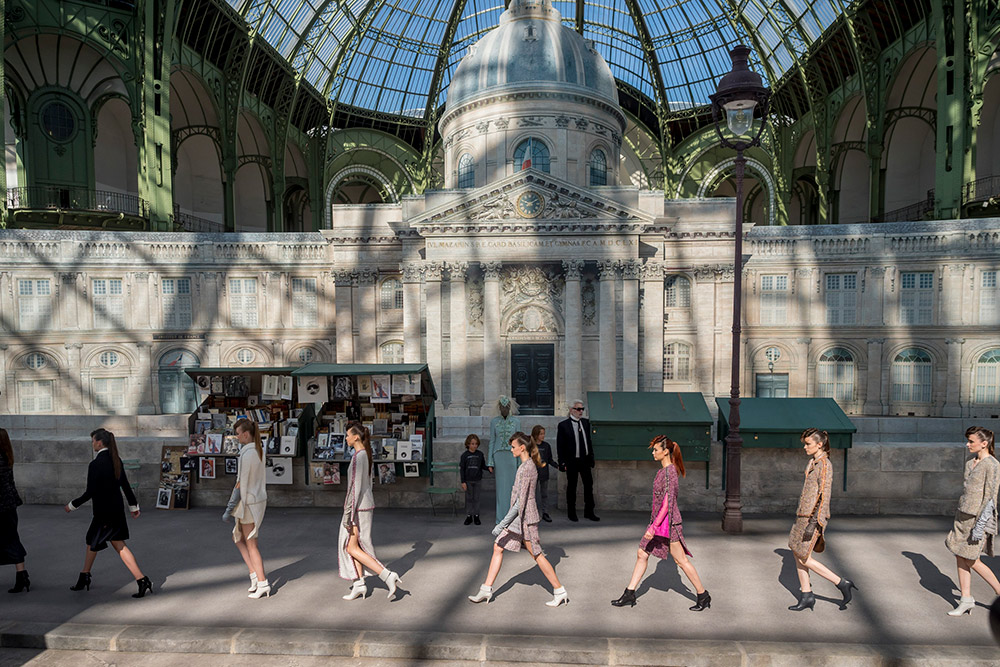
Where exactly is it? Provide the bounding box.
[8,570,29,593]
[835,578,857,606]
[689,590,711,611]
[132,576,153,598]
[610,588,636,607]
[788,591,815,611]
[70,572,91,591]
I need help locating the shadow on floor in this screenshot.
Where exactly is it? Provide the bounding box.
[901,550,956,607]
[492,545,566,600]
[635,556,691,602]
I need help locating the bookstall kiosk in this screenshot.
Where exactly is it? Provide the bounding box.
[290,363,437,486]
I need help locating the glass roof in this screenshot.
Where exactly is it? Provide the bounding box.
[229,0,843,118]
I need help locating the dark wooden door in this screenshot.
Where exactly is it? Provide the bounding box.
[511,344,555,415]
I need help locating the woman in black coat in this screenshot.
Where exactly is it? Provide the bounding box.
[0,428,29,593]
[64,428,152,598]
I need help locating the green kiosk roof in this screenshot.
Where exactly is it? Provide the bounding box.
[184,367,297,377]
[293,363,438,400]
[587,392,713,462]
[715,397,856,449]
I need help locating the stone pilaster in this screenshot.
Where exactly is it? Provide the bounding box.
[334,269,356,363]
[641,262,665,392]
[943,337,965,417]
[206,340,221,366]
[59,272,81,331]
[597,260,618,391]
[402,264,423,364]
[943,264,967,326]
[621,259,640,391]
[448,262,470,412]
[863,266,887,326]
[135,341,155,414]
[131,272,151,329]
[424,262,445,397]
[356,269,378,363]
[863,337,885,415]
[794,337,811,397]
[64,343,84,413]
[270,339,284,365]
[562,259,585,406]
[0,344,8,414]
[482,261,503,414]
[0,273,11,332]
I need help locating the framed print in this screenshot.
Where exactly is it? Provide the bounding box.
[332,376,354,399]
[265,457,293,485]
[357,375,372,395]
[206,433,223,455]
[200,457,216,479]
[225,457,238,474]
[173,487,189,510]
[402,462,419,478]
[297,376,329,404]
[156,487,173,509]
[370,374,391,403]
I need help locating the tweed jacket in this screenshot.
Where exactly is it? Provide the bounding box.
[505,461,540,537]
[958,456,1000,518]
[795,456,833,527]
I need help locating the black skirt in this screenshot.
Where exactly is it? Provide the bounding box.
[85,514,129,552]
[0,509,27,565]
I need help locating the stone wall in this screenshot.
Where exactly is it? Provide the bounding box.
[4,415,999,515]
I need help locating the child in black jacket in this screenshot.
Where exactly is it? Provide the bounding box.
[459,434,487,525]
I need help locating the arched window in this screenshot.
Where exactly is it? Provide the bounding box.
[380,341,404,364]
[380,278,403,310]
[665,275,691,308]
[817,347,855,402]
[589,149,607,186]
[158,349,200,414]
[664,342,691,381]
[891,348,933,403]
[458,153,475,188]
[513,138,550,173]
[974,349,1000,404]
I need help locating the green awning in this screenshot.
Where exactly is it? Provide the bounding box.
[587,391,713,461]
[184,367,297,378]
[715,397,856,449]
[293,363,438,400]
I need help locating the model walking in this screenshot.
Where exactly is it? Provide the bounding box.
[64,428,152,598]
[225,418,270,598]
[488,396,521,523]
[611,435,709,610]
[0,428,29,593]
[468,432,568,607]
[945,426,1000,616]
[339,421,401,601]
[787,428,856,611]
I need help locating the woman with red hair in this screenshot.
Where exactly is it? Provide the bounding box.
[611,435,709,610]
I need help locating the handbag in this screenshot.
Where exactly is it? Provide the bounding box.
[652,477,671,538]
[801,459,828,552]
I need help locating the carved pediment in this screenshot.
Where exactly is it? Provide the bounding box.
[410,171,652,234]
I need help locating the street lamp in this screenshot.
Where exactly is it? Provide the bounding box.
[710,45,770,534]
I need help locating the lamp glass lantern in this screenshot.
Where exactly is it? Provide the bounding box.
[709,45,771,147]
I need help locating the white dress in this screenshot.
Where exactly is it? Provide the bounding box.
[338,449,378,580]
[232,444,267,542]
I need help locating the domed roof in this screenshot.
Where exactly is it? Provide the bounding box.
[445,0,619,111]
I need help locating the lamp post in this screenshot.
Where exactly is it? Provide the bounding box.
[710,45,770,534]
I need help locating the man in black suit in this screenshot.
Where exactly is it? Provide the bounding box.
[556,399,599,522]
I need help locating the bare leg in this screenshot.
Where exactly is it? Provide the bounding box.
[627,548,650,590]
[801,555,840,587]
[483,544,505,587]
[234,534,255,574]
[795,558,812,592]
[15,562,25,572]
[670,541,705,594]
[971,558,1000,595]
[957,556,974,597]
[345,526,384,578]
[81,546,98,573]
[239,524,266,581]
[110,541,144,580]
[528,544,561,589]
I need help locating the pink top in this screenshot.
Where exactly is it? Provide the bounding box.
[649,465,673,538]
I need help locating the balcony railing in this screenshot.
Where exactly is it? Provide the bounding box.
[173,206,226,233]
[874,190,935,223]
[7,187,149,218]
[962,175,1000,206]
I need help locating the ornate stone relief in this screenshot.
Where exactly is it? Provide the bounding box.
[505,305,558,334]
[500,266,564,318]
[469,195,517,220]
[494,117,510,129]
[517,116,545,127]
[621,260,641,280]
[482,261,503,280]
[467,277,484,328]
[540,192,583,219]
[401,264,423,282]
[640,262,664,280]
[693,264,734,282]
[423,262,445,281]
[582,279,596,326]
[596,260,619,280]
[562,259,585,279]
[448,262,470,281]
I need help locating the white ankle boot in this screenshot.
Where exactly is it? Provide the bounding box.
[546,586,569,607]
[248,579,270,598]
[947,596,975,616]
[378,568,401,599]
[343,578,367,601]
[468,584,492,603]
[248,572,258,593]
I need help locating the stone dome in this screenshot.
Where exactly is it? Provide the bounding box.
[445,0,619,111]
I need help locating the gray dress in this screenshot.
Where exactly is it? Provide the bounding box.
[338,449,378,580]
[946,456,1000,559]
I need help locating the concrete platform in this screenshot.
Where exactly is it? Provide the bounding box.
[1,505,999,665]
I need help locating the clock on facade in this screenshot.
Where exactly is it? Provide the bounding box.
[516,191,544,218]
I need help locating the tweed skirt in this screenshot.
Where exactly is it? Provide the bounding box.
[788,516,822,561]
[945,511,993,560]
[496,523,543,557]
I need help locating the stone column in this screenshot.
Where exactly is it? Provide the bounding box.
[0,273,11,332]
[448,262,470,412]
[597,260,618,391]
[794,337,811,397]
[641,262,665,392]
[943,337,965,417]
[692,266,719,396]
[862,266,887,326]
[356,269,378,363]
[863,337,885,415]
[270,339,284,365]
[59,272,81,331]
[402,264,423,363]
[131,272,151,329]
[334,269,356,363]
[135,341,155,414]
[562,260,585,405]
[424,262,445,395]
[206,340,222,366]
[482,261,503,413]
[64,343,84,413]
[0,344,9,414]
[264,272,283,329]
[621,260,640,391]
[943,264,967,327]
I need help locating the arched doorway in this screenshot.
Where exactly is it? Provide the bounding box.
[158,349,200,414]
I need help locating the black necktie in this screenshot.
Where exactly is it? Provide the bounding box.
[577,422,586,456]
